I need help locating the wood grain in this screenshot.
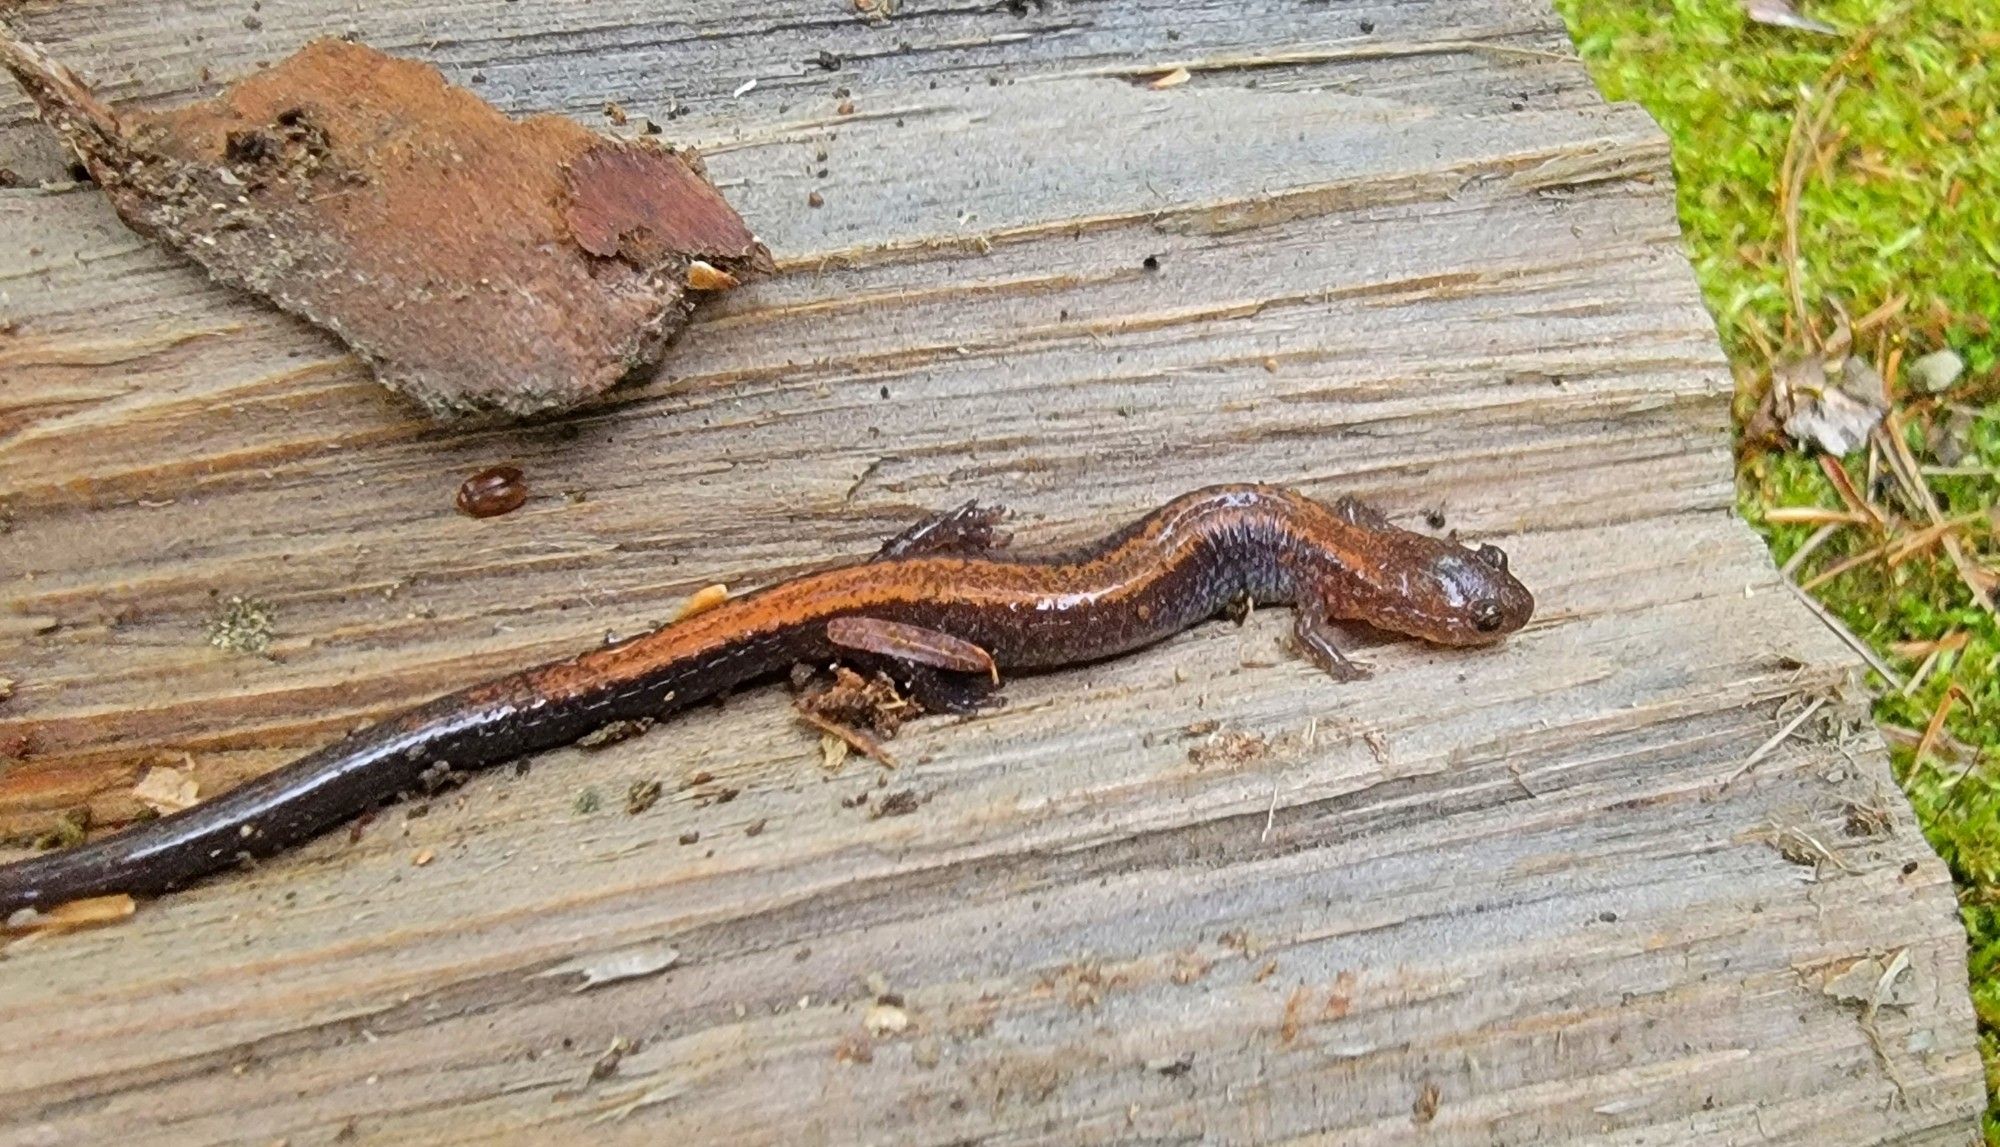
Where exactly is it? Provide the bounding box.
[0,1,1982,1144]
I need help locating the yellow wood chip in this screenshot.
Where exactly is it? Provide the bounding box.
[5,893,137,934]
[685,261,740,291]
[672,584,730,621]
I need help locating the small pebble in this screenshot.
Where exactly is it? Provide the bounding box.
[1908,349,1964,393]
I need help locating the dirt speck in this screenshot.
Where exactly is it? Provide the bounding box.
[1187,729,1267,770]
[1169,950,1213,985]
[1413,1079,1441,1125]
[32,808,90,851]
[871,788,923,819]
[624,778,663,814]
[833,1033,874,1064]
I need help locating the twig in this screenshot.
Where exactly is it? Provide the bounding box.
[1851,293,1909,336]
[1887,509,1988,563]
[1900,647,1942,697]
[1783,579,1905,690]
[795,709,897,768]
[1778,76,1848,332]
[1877,411,1998,615]
[1888,631,1968,660]
[1770,7,1900,340]
[1817,455,1884,527]
[1911,684,1964,768]
[1798,509,1987,591]
[1724,696,1828,786]
[1878,722,1976,763]
[1763,507,1871,525]
[1781,522,1843,577]
[1859,947,1915,1106]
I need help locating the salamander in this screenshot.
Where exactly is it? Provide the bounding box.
[0,484,1534,915]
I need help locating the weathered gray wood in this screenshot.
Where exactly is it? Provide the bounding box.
[0,1,1982,1144]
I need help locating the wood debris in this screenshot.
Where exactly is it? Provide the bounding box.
[535,942,681,993]
[864,1001,911,1037]
[795,667,916,765]
[577,718,656,750]
[1187,728,1268,769]
[0,34,769,418]
[131,765,200,815]
[4,893,136,935]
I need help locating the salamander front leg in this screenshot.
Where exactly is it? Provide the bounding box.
[1292,608,1373,683]
[874,501,1012,560]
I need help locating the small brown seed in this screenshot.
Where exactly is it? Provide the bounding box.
[456,466,528,518]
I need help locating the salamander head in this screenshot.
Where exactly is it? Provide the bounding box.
[1324,531,1536,647]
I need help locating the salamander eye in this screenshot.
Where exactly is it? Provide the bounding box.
[1471,600,1506,633]
[1474,544,1508,573]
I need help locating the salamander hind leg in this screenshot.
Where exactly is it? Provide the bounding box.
[826,616,999,681]
[874,501,1012,560]
[824,615,1006,713]
[1292,609,1373,683]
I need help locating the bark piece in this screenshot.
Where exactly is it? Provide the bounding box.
[0,34,768,418]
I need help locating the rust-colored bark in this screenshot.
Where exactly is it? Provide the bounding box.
[1,35,769,417]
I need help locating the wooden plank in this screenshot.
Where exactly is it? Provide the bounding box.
[0,1,1982,1144]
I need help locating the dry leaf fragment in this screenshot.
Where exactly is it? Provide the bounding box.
[1148,67,1192,91]
[0,35,768,418]
[132,765,200,814]
[536,942,682,992]
[1775,354,1885,455]
[1743,0,1839,35]
[1822,950,1917,1011]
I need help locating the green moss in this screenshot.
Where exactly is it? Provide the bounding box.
[1554,0,2000,1136]
[1559,0,2000,371]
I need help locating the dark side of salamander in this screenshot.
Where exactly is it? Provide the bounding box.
[0,484,1533,916]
